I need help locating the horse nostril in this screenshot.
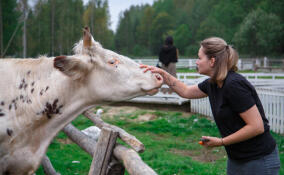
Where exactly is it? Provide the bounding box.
[154,74,163,84]
[154,74,160,80]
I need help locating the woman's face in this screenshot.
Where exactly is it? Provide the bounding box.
[196,46,214,76]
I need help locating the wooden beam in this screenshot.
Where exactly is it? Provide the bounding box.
[41,155,60,175]
[83,110,145,153]
[62,123,96,155]
[113,145,158,175]
[42,124,124,175]
[89,127,118,175]
[62,123,125,175]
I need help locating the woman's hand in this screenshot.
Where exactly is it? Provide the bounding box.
[140,64,166,77]
[140,64,208,99]
[200,136,224,147]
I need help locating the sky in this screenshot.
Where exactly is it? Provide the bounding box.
[83,0,155,32]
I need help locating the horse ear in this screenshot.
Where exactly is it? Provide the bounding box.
[54,56,90,80]
[83,26,92,48]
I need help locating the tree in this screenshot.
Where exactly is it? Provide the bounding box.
[115,5,145,55]
[0,0,3,56]
[27,0,51,56]
[196,17,225,41]
[50,0,55,56]
[153,0,175,17]
[150,12,174,54]
[19,0,28,58]
[196,0,245,42]
[233,8,283,56]
[26,0,85,57]
[1,0,20,57]
[115,10,134,54]
[137,6,154,51]
[83,0,113,49]
[173,24,192,55]
[258,0,284,53]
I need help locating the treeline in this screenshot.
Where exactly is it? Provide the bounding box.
[1,0,283,58]
[115,0,284,57]
[0,0,113,58]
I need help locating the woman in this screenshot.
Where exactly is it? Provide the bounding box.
[158,36,179,78]
[141,37,280,175]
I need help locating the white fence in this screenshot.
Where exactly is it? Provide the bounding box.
[257,89,284,134]
[134,58,284,71]
[190,97,213,117]
[135,58,196,69]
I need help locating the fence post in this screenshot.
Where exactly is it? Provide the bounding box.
[41,155,60,175]
[89,127,119,175]
[264,57,268,68]
[238,59,242,70]
[188,59,193,69]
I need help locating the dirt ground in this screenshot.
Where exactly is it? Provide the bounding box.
[99,105,192,120]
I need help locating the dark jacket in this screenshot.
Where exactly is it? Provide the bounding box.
[159,45,178,66]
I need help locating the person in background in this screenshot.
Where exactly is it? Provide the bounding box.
[159,36,179,78]
[158,36,179,94]
[141,37,280,175]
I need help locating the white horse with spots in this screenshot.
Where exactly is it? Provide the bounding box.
[0,27,162,175]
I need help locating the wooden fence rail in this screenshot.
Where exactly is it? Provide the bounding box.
[41,110,157,175]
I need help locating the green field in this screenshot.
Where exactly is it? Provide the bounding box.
[36,106,284,175]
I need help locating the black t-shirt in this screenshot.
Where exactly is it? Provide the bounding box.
[198,71,276,161]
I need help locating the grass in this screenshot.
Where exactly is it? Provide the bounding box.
[177,68,197,73]
[35,107,284,175]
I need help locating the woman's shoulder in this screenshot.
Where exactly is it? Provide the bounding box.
[227,71,246,82]
[224,71,250,89]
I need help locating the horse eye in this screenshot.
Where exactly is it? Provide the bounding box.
[108,60,115,64]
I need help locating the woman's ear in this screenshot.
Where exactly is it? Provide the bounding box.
[210,57,216,67]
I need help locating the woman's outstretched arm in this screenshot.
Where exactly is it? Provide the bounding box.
[140,64,207,99]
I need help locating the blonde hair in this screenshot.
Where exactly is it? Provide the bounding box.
[200,37,238,84]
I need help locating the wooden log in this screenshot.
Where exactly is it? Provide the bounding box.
[62,124,97,155]
[61,124,125,174]
[41,124,96,175]
[113,145,158,175]
[62,122,157,175]
[83,110,145,153]
[89,127,118,175]
[41,155,60,175]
